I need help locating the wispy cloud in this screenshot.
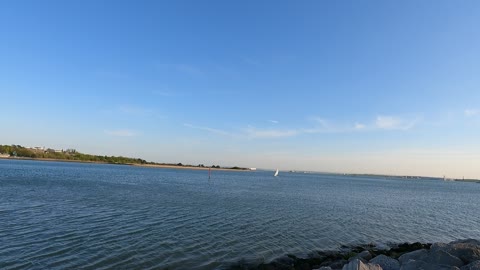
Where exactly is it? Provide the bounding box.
[183,123,298,139]
[311,117,329,128]
[302,117,346,133]
[183,114,420,140]
[183,123,230,136]
[354,122,366,130]
[464,109,480,117]
[375,115,418,130]
[245,127,298,139]
[104,129,137,137]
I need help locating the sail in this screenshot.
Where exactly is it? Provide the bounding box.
[274,169,279,177]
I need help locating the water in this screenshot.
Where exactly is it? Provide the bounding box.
[1,159,479,269]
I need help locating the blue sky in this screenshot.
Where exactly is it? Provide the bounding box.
[1,1,480,178]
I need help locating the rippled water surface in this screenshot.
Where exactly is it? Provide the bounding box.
[1,159,480,269]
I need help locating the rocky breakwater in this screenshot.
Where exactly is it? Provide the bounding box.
[228,239,480,270]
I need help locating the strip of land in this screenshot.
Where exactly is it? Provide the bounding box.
[0,144,250,171]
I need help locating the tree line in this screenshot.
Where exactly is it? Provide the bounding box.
[0,144,249,169]
[0,145,147,165]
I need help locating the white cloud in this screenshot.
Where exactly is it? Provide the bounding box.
[104,129,137,137]
[184,123,298,139]
[375,115,417,130]
[464,109,480,117]
[183,123,230,136]
[183,114,420,140]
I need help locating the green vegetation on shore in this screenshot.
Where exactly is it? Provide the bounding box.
[0,144,148,164]
[0,144,248,170]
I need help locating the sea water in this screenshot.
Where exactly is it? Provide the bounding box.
[1,159,479,269]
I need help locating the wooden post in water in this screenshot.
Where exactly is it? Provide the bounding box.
[208,168,211,179]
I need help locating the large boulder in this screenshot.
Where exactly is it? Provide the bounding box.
[398,249,428,265]
[431,242,449,252]
[451,240,480,246]
[461,260,480,270]
[445,240,480,264]
[370,254,400,270]
[342,259,382,270]
[423,249,464,267]
[329,259,348,269]
[400,259,460,270]
[399,259,422,270]
[349,251,373,262]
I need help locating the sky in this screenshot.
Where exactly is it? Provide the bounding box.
[1,0,480,178]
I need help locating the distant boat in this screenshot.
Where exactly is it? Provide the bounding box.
[274,169,279,177]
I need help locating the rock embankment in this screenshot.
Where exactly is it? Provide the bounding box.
[228,239,480,270]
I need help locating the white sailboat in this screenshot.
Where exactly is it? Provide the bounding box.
[274,169,279,177]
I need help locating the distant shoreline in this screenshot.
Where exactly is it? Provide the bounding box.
[1,156,478,181]
[131,163,250,171]
[0,156,251,172]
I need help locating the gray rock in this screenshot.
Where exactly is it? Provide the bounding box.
[274,255,294,266]
[329,259,348,269]
[444,239,480,264]
[461,260,480,270]
[431,242,449,252]
[350,251,373,262]
[400,260,460,270]
[313,267,333,270]
[359,250,373,261]
[424,249,464,267]
[342,259,382,270]
[398,249,428,265]
[399,260,422,270]
[451,239,480,246]
[370,254,400,270]
[400,260,427,270]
